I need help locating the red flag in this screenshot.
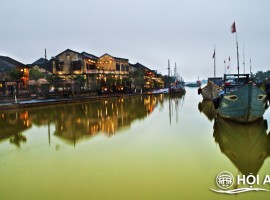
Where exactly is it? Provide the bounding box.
[231,22,236,33]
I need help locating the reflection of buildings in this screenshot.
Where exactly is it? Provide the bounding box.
[0,95,163,146]
[0,95,165,146]
[213,115,270,175]
[0,111,31,147]
[198,99,218,121]
[51,95,162,144]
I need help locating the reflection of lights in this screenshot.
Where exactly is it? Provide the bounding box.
[76,118,81,123]
[26,120,30,127]
[20,111,28,120]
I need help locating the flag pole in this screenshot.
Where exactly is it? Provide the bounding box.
[250,58,252,80]
[214,45,216,82]
[236,31,240,84]
[232,21,240,85]
[224,60,226,74]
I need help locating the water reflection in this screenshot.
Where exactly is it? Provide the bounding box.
[0,111,30,147]
[213,115,270,175]
[198,99,217,121]
[0,95,167,146]
[168,93,185,124]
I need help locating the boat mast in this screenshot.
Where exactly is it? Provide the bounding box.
[250,58,252,80]
[168,59,170,77]
[224,59,226,74]
[243,43,245,74]
[231,21,240,85]
[214,46,216,82]
[174,62,177,77]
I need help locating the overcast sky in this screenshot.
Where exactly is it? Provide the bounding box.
[1,0,269,81]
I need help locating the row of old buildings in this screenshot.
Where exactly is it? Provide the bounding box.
[0,49,165,94]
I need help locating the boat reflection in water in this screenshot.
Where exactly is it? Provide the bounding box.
[198,99,218,121]
[213,115,269,175]
[0,95,166,147]
[168,93,185,124]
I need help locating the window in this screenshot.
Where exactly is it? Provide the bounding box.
[86,63,96,70]
[116,63,120,71]
[72,61,82,71]
[56,61,64,71]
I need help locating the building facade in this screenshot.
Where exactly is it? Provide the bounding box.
[0,55,29,95]
[51,49,129,92]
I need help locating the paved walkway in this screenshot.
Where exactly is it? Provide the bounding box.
[0,93,152,110]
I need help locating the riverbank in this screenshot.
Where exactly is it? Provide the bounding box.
[0,92,161,111]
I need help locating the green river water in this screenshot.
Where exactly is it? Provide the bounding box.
[0,87,270,200]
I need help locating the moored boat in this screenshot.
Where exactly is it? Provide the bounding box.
[198,81,222,100]
[214,74,268,123]
[169,81,186,94]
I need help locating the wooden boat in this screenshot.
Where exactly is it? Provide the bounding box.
[198,99,218,121]
[214,74,268,123]
[213,115,269,175]
[198,81,222,100]
[169,81,186,94]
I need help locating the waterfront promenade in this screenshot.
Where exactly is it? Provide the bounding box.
[0,92,153,110]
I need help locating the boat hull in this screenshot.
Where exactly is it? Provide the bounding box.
[200,81,222,100]
[218,82,267,123]
[169,88,186,94]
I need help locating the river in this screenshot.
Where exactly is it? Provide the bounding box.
[0,87,270,200]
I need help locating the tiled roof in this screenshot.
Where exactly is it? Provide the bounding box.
[0,56,27,70]
[29,57,52,73]
[81,52,98,60]
[54,49,81,58]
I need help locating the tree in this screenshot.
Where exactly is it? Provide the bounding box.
[131,69,145,90]
[105,75,116,91]
[74,74,86,91]
[254,70,270,83]
[29,69,44,80]
[162,75,175,88]
[8,67,24,81]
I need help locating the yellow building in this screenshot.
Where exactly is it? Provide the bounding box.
[96,53,129,81]
[51,50,129,91]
